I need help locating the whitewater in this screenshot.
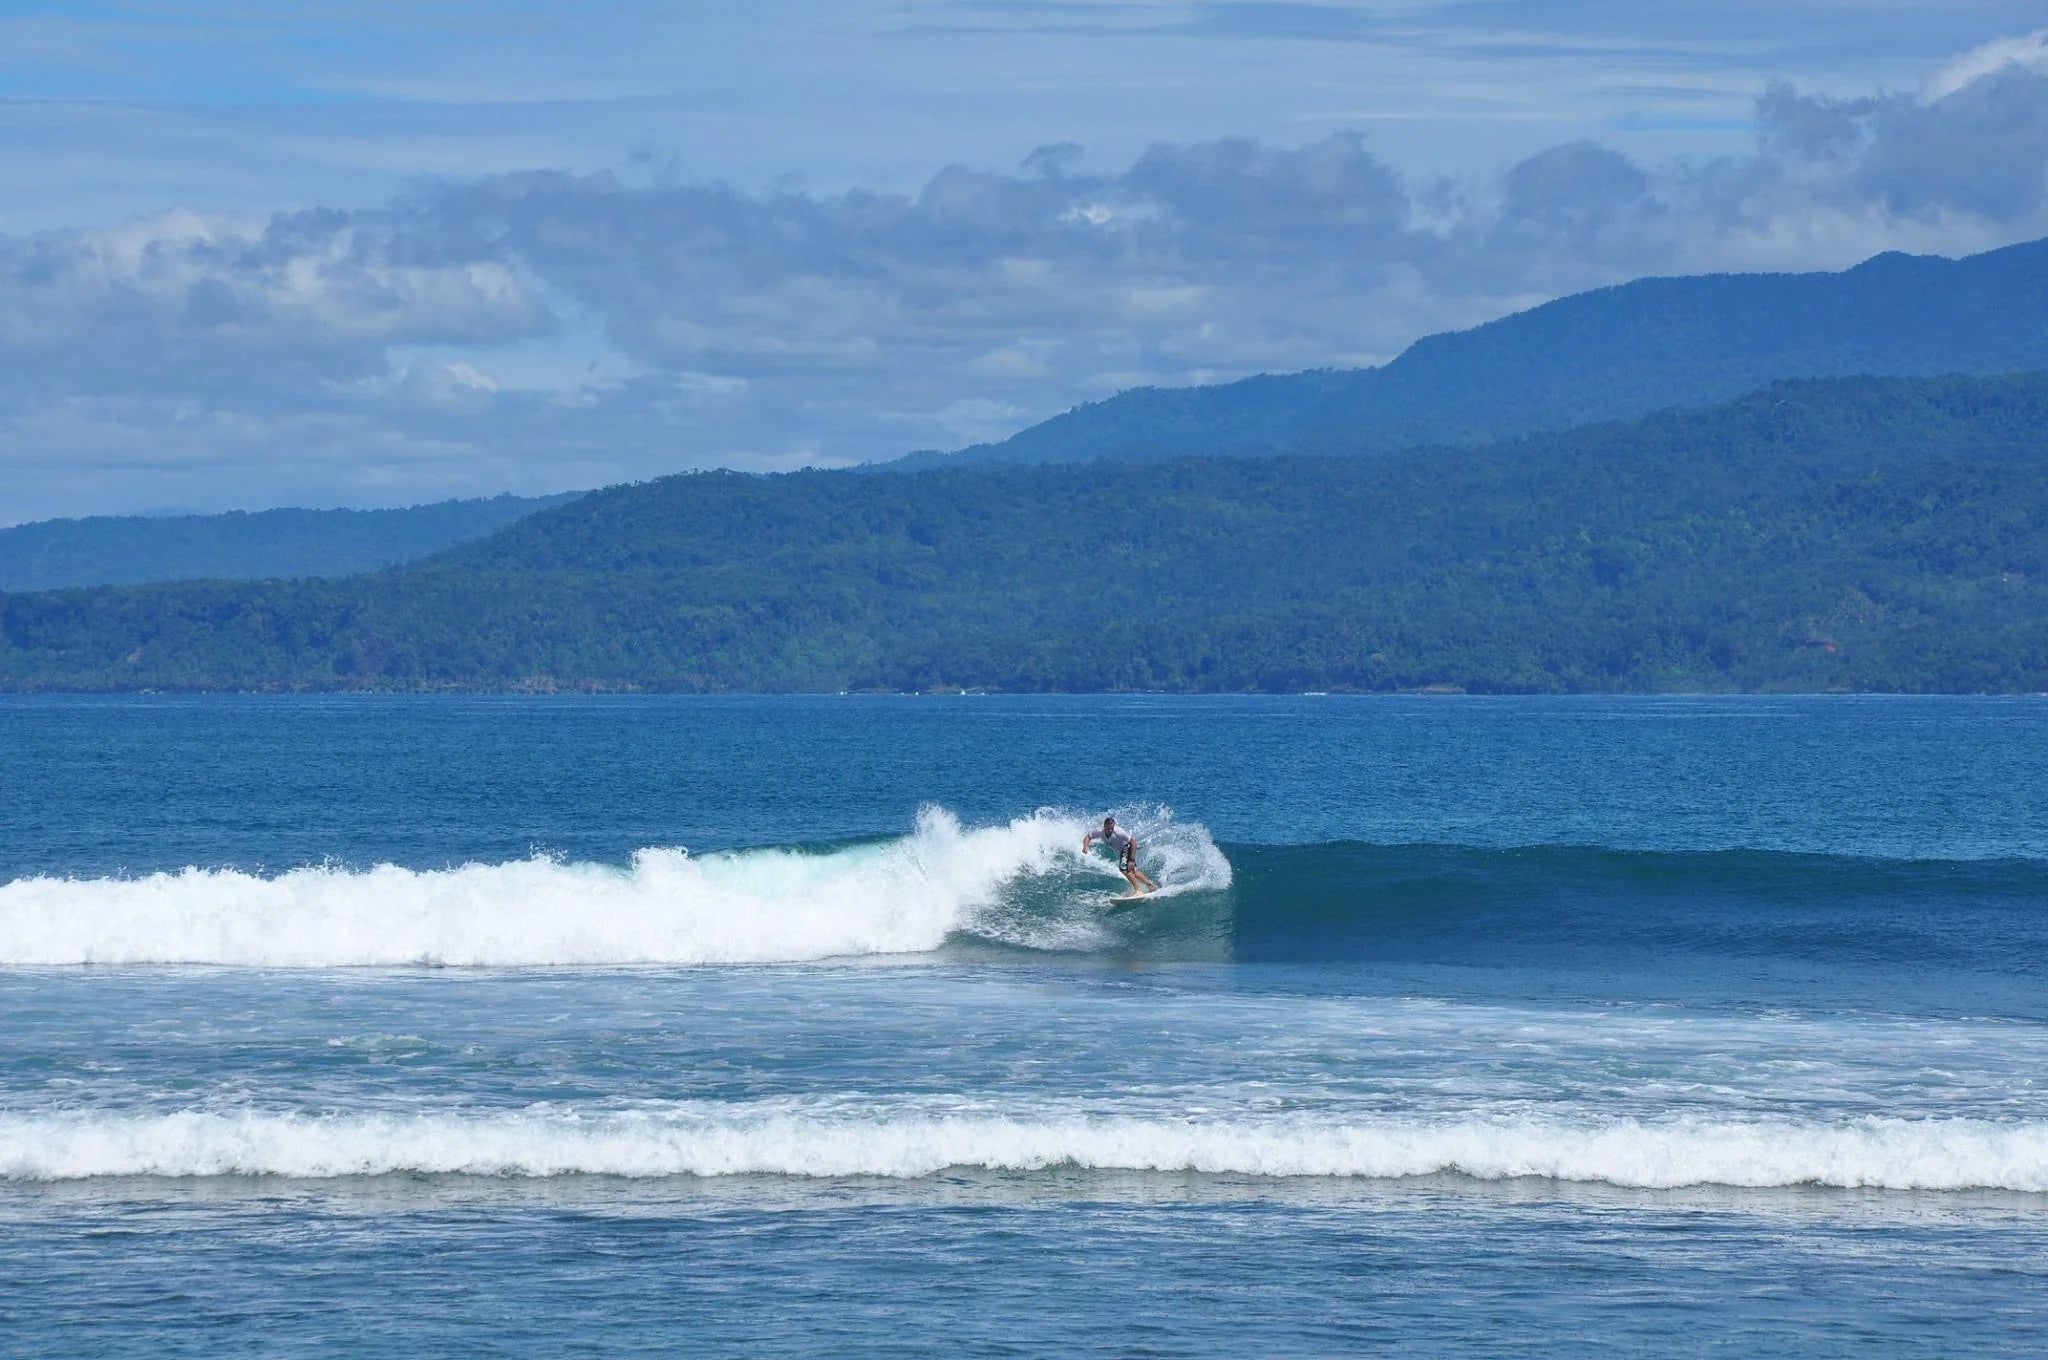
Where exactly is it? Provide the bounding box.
[7,1106,2046,1192]
[10,694,2048,1358]
[0,806,1233,966]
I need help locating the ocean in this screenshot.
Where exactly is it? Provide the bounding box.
[3,693,2045,1356]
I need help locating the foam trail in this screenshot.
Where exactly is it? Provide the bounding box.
[3,1109,2043,1191]
[0,807,1228,967]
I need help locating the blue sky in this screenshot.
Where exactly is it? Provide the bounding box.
[2,1,2046,521]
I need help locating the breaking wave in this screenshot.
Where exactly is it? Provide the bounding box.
[4,1106,2043,1192]
[13,824,2048,978]
[0,806,1231,967]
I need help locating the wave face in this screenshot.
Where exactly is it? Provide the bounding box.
[4,1107,2043,1192]
[1223,842,2048,969]
[0,806,1231,967]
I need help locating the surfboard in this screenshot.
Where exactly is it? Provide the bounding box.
[1105,892,1152,911]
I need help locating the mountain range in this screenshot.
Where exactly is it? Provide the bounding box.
[5,373,2044,694]
[6,238,2048,694]
[8,237,2048,594]
[890,237,2048,469]
[0,494,579,593]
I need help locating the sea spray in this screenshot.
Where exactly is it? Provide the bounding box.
[0,806,1231,967]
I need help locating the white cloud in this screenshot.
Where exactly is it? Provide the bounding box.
[4,27,2048,522]
[1924,28,2048,101]
[0,208,552,397]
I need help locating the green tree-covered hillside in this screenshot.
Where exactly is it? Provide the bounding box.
[4,375,2046,693]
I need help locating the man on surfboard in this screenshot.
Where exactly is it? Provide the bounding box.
[1083,816,1159,897]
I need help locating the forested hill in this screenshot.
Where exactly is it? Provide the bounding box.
[0,493,580,592]
[890,237,2048,470]
[4,373,2047,694]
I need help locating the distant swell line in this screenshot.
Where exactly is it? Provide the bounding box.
[4,1110,2045,1192]
[1220,840,2048,968]
[1233,840,2048,896]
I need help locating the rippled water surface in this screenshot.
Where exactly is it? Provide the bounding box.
[4,694,2047,1356]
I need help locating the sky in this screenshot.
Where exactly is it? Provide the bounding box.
[3,1,2047,523]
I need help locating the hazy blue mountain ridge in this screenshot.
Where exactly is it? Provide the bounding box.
[889,238,2048,469]
[5,373,2045,694]
[0,494,581,592]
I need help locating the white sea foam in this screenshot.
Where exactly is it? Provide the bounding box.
[0,806,1231,967]
[3,1107,2043,1192]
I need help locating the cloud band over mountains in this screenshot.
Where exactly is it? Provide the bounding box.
[3,32,2046,522]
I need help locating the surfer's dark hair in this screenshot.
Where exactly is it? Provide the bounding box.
[1102,816,1116,828]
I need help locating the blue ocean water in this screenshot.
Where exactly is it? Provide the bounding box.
[3,694,2046,1356]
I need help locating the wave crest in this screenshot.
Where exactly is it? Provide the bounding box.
[4,1107,2042,1192]
[0,806,1230,967]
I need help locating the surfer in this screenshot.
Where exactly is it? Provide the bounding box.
[1083,816,1159,896]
